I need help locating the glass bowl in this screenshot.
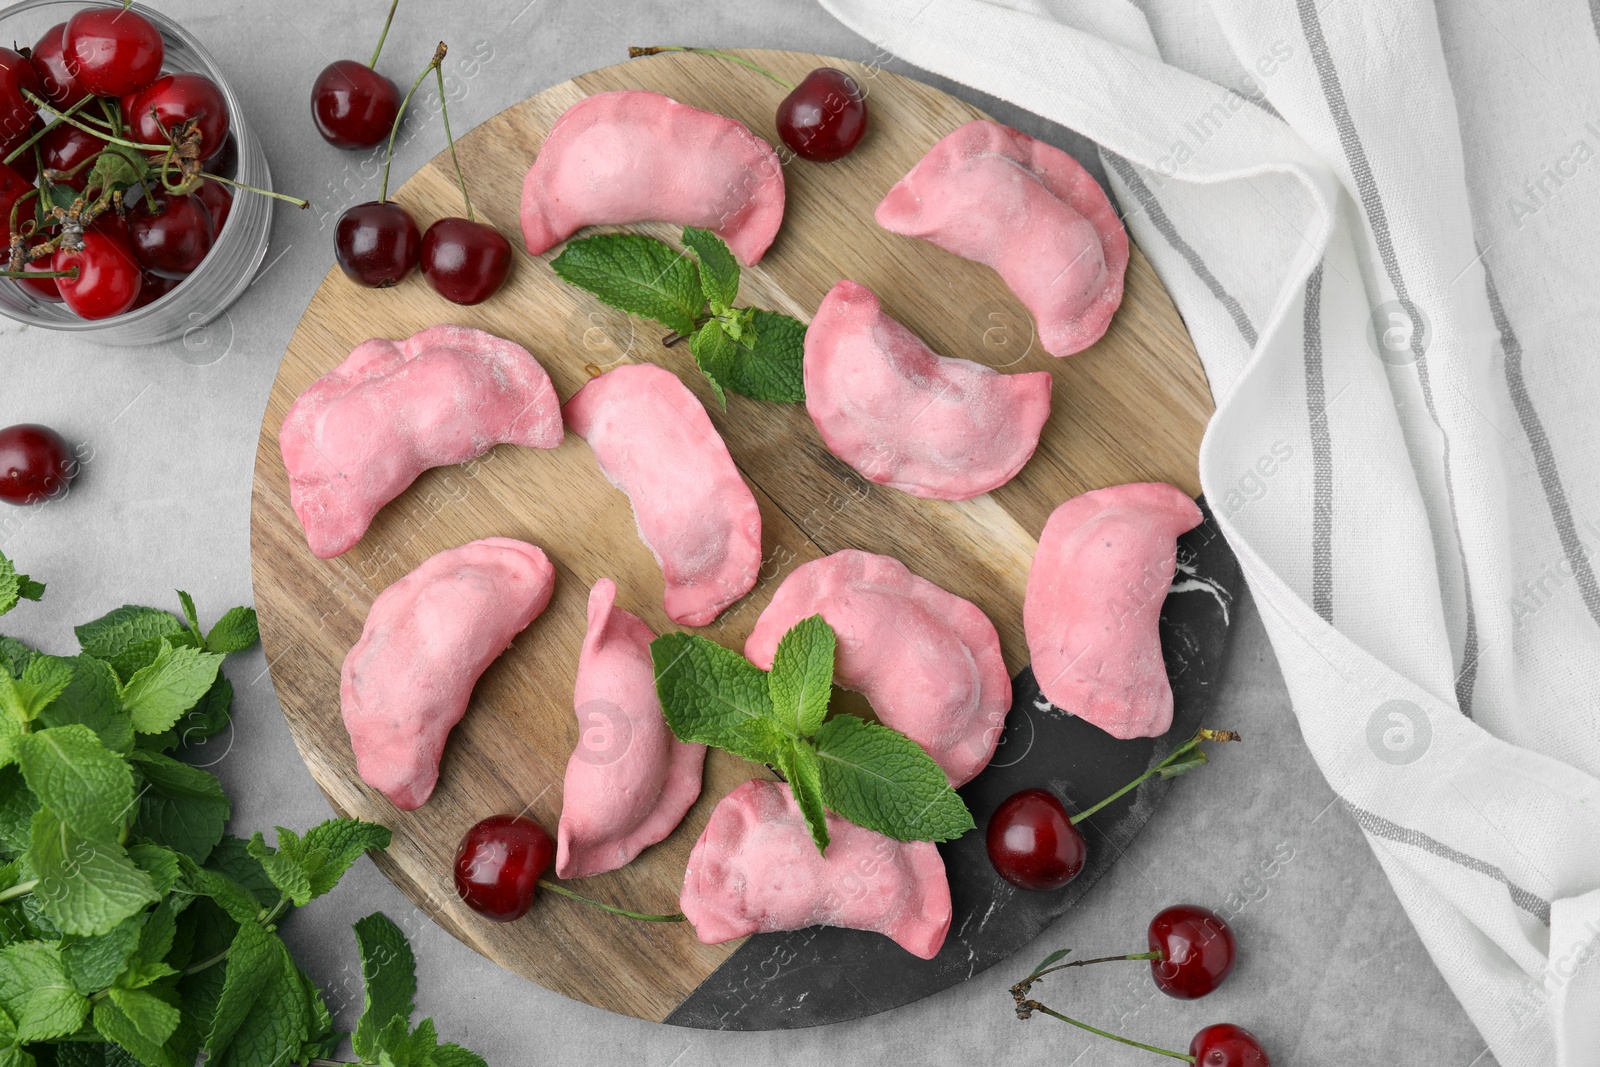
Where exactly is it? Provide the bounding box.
[0,0,272,346]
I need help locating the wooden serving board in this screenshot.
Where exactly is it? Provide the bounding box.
[250,50,1230,1029]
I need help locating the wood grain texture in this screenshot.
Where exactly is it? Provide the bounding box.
[249,50,1212,1023]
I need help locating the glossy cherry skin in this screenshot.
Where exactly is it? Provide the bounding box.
[0,161,34,234]
[335,200,421,287]
[776,67,868,162]
[54,231,142,319]
[64,7,163,98]
[0,48,44,159]
[195,179,233,234]
[311,60,401,150]
[128,73,230,161]
[0,424,76,506]
[132,268,179,309]
[38,123,109,191]
[30,23,91,109]
[16,242,66,302]
[420,217,512,305]
[987,788,1086,891]
[454,814,554,922]
[1190,1024,1270,1067]
[1149,904,1237,999]
[129,190,215,277]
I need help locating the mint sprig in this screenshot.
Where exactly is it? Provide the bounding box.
[0,547,485,1066]
[550,227,808,407]
[652,616,974,853]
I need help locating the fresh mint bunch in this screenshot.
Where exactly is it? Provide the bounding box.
[651,615,974,853]
[550,227,807,407]
[0,548,484,1067]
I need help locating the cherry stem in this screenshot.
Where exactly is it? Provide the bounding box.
[369,0,401,68]
[1019,1000,1195,1062]
[21,90,169,152]
[0,267,79,280]
[1069,727,1241,826]
[380,42,446,204]
[196,170,310,209]
[1028,950,1163,984]
[628,45,795,91]
[535,879,685,922]
[433,63,472,222]
[3,93,98,165]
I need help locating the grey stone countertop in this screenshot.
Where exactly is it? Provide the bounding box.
[0,0,1494,1063]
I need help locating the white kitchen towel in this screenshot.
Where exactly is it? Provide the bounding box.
[816,1,1600,1063]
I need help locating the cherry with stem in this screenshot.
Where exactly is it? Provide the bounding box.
[311,0,404,150]
[419,54,511,304]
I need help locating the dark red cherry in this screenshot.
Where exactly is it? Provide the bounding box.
[63,7,163,98]
[30,23,90,109]
[1190,1024,1270,1067]
[335,200,420,287]
[987,788,1086,891]
[132,268,179,309]
[1,161,34,233]
[128,190,215,276]
[420,217,511,305]
[88,208,130,245]
[54,230,142,319]
[38,122,109,191]
[127,73,230,161]
[4,134,39,184]
[206,133,238,180]
[1148,904,1237,999]
[311,59,401,150]
[0,424,76,506]
[776,67,868,162]
[0,48,44,159]
[195,179,233,234]
[454,814,554,922]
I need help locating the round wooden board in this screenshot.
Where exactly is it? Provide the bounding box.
[250,50,1217,1027]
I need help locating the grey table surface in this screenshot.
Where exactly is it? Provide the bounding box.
[0,1,1497,1064]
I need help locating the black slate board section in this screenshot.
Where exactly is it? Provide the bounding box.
[664,497,1240,1030]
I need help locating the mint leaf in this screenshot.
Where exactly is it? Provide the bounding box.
[298,818,390,898]
[688,320,735,409]
[128,750,229,862]
[29,809,160,936]
[93,984,195,1067]
[38,656,134,755]
[167,675,234,753]
[107,985,181,1047]
[203,608,258,655]
[352,912,416,1059]
[769,615,834,738]
[204,924,310,1067]
[201,920,276,1053]
[128,843,184,899]
[74,606,185,662]
[106,631,201,685]
[17,725,136,842]
[551,233,704,338]
[681,226,739,312]
[778,740,829,855]
[175,591,201,641]
[724,310,806,403]
[721,305,758,348]
[0,636,36,679]
[202,835,279,910]
[0,766,38,854]
[0,656,75,725]
[120,641,223,735]
[246,830,310,908]
[0,940,90,1041]
[813,715,974,843]
[178,861,262,926]
[651,633,786,764]
[60,915,142,993]
[0,553,45,618]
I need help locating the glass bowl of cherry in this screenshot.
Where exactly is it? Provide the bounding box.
[0,0,276,346]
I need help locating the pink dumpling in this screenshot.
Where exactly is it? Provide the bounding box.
[745,550,1010,786]
[340,538,556,811]
[556,578,707,879]
[681,779,952,959]
[804,279,1053,500]
[562,363,761,627]
[875,120,1128,357]
[279,325,562,559]
[520,89,785,266]
[1024,483,1202,739]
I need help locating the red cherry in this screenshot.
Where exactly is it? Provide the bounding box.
[454,814,554,922]
[38,122,109,191]
[132,268,179,309]
[1148,904,1237,999]
[1,161,34,234]
[127,73,229,161]
[16,242,65,302]
[311,60,401,150]
[30,23,91,109]
[420,217,511,305]
[5,134,39,184]
[0,48,44,160]
[54,231,142,319]
[335,200,420,287]
[195,179,232,234]
[128,190,215,277]
[89,208,130,245]
[776,67,868,162]
[0,424,76,506]
[63,7,163,98]
[1190,1024,1270,1067]
[987,788,1086,891]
